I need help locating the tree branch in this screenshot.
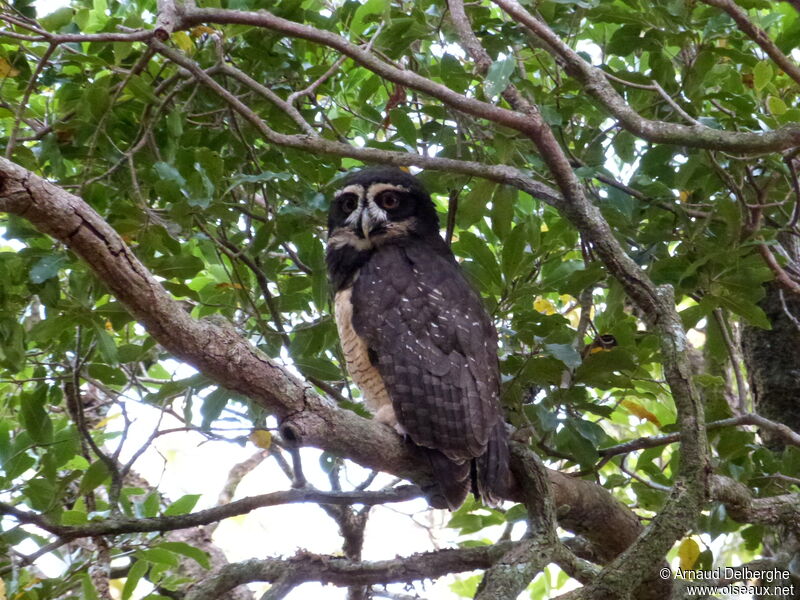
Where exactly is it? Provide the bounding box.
[184,544,517,600]
[700,0,800,88]
[151,40,562,207]
[491,0,800,153]
[711,474,800,525]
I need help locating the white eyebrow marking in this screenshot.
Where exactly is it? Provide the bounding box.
[335,184,365,198]
[366,183,409,201]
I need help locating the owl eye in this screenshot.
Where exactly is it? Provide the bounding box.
[377,192,401,210]
[339,194,358,214]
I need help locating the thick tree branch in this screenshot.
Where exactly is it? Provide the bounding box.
[184,544,517,600]
[711,475,800,526]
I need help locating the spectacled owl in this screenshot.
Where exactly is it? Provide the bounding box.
[325,167,509,509]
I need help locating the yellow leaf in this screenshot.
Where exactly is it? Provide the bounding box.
[0,58,19,78]
[621,399,662,427]
[104,319,114,332]
[678,537,701,570]
[93,412,121,430]
[679,190,689,203]
[249,429,272,449]
[540,222,549,232]
[173,31,194,53]
[191,25,217,37]
[534,297,556,315]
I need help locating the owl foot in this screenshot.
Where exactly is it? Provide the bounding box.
[374,404,407,436]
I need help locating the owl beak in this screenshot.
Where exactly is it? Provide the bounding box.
[360,213,372,240]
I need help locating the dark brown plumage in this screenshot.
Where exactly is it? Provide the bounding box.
[325,167,509,509]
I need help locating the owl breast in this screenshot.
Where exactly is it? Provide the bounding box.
[334,286,398,428]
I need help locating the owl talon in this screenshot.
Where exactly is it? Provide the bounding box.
[374,404,407,436]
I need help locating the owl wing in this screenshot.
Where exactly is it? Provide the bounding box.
[351,241,503,462]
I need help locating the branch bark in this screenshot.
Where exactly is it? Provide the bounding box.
[491,0,800,153]
[184,544,516,600]
[700,0,800,87]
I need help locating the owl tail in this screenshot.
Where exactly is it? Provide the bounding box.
[424,449,471,510]
[474,420,510,507]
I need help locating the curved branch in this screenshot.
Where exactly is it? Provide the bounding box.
[599,413,800,459]
[491,0,800,153]
[711,475,800,525]
[151,41,562,207]
[166,4,800,153]
[0,487,423,539]
[701,0,800,88]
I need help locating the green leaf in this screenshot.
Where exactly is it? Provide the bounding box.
[125,74,157,103]
[200,387,229,429]
[63,455,90,470]
[389,108,416,146]
[293,357,342,381]
[440,53,470,93]
[122,560,148,600]
[544,343,581,369]
[156,542,211,569]
[501,223,528,280]
[163,493,202,516]
[29,254,66,284]
[153,162,186,187]
[87,363,127,386]
[490,186,515,239]
[350,0,387,34]
[150,255,205,280]
[20,387,53,444]
[715,294,771,329]
[39,6,73,31]
[450,574,482,598]
[484,56,516,98]
[753,61,772,92]
[452,231,502,291]
[457,180,495,228]
[767,96,787,115]
[62,508,88,525]
[79,460,110,495]
[137,548,180,567]
[93,326,119,365]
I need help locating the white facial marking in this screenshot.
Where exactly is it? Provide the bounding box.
[335,184,366,228]
[364,182,409,231]
[366,182,409,201]
[335,184,365,198]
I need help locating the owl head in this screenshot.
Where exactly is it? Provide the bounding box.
[327,167,440,246]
